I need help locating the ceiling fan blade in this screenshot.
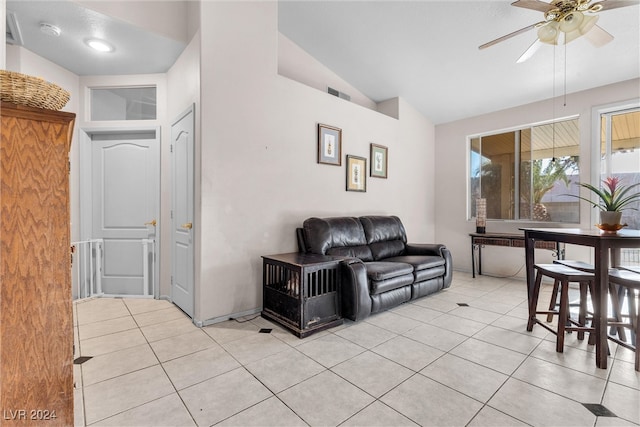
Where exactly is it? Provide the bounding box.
[479,22,544,49]
[517,39,542,63]
[583,24,614,47]
[511,0,553,13]
[593,0,640,11]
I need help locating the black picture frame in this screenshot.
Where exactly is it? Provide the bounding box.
[370,143,388,178]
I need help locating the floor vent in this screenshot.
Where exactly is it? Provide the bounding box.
[457,303,469,307]
[74,356,93,365]
[259,328,272,334]
[582,403,616,417]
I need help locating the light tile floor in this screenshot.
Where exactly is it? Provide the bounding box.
[73,272,640,426]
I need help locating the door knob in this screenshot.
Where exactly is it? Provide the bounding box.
[145,219,157,227]
[181,222,193,229]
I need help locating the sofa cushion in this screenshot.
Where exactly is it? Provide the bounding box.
[369,240,405,260]
[414,265,446,282]
[327,245,373,260]
[365,261,414,280]
[369,275,414,295]
[365,261,414,295]
[303,217,373,261]
[385,255,445,270]
[360,216,407,244]
[386,255,446,283]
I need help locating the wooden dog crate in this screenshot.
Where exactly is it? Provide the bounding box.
[262,253,343,337]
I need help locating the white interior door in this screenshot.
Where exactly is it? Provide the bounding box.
[171,106,195,317]
[91,131,159,296]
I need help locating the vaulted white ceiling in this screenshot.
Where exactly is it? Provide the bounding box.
[5,1,639,124]
[278,1,640,124]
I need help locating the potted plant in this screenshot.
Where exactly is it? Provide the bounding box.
[570,177,640,231]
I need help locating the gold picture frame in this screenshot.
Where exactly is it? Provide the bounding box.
[346,155,367,192]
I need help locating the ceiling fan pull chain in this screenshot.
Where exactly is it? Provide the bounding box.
[563,42,568,108]
[552,44,557,162]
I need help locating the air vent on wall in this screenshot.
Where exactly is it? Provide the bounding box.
[6,11,23,46]
[327,87,351,101]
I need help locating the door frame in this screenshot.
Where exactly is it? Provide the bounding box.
[79,126,161,297]
[591,99,640,227]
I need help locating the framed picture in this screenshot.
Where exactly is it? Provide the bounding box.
[346,155,367,192]
[370,143,388,178]
[317,124,342,166]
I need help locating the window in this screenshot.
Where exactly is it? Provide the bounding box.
[469,118,580,223]
[600,109,640,265]
[90,86,157,121]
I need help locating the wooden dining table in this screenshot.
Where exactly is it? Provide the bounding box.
[521,227,640,369]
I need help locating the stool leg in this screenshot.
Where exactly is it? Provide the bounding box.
[628,288,637,345]
[557,279,569,352]
[578,281,588,340]
[609,283,627,342]
[527,271,544,332]
[629,289,638,371]
[588,280,597,346]
[547,279,560,323]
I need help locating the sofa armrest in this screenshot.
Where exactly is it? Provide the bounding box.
[406,244,453,289]
[405,243,446,256]
[340,258,372,321]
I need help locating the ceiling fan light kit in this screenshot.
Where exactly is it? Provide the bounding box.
[479,0,639,61]
[538,21,560,44]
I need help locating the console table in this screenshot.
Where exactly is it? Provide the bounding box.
[470,232,564,278]
[262,253,343,337]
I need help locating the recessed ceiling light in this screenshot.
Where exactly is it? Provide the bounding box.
[85,38,114,53]
[40,23,61,37]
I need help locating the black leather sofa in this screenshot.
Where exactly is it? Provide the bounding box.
[298,216,452,321]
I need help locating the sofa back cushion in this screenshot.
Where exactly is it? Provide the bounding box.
[360,216,407,260]
[303,217,373,261]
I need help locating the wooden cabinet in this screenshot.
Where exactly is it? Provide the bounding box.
[1,102,75,425]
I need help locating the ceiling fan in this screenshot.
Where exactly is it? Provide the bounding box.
[479,0,640,63]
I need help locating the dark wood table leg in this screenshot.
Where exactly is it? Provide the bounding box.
[594,243,609,369]
[524,233,536,323]
[471,238,476,278]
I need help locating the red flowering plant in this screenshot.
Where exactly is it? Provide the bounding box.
[571,177,640,212]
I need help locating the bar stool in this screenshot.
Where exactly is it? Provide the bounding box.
[549,260,594,322]
[607,268,639,371]
[553,259,627,342]
[527,263,595,352]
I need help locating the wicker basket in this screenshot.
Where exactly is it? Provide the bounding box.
[0,70,70,111]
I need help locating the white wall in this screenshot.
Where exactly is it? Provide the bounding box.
[278,33,378,112]
[435,78,640,278]
[198,1,435,324]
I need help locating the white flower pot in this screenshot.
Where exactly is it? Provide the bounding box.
[600,211,622,226]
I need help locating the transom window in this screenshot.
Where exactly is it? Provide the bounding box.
[90,86,157,121]
[469,118,581,223]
